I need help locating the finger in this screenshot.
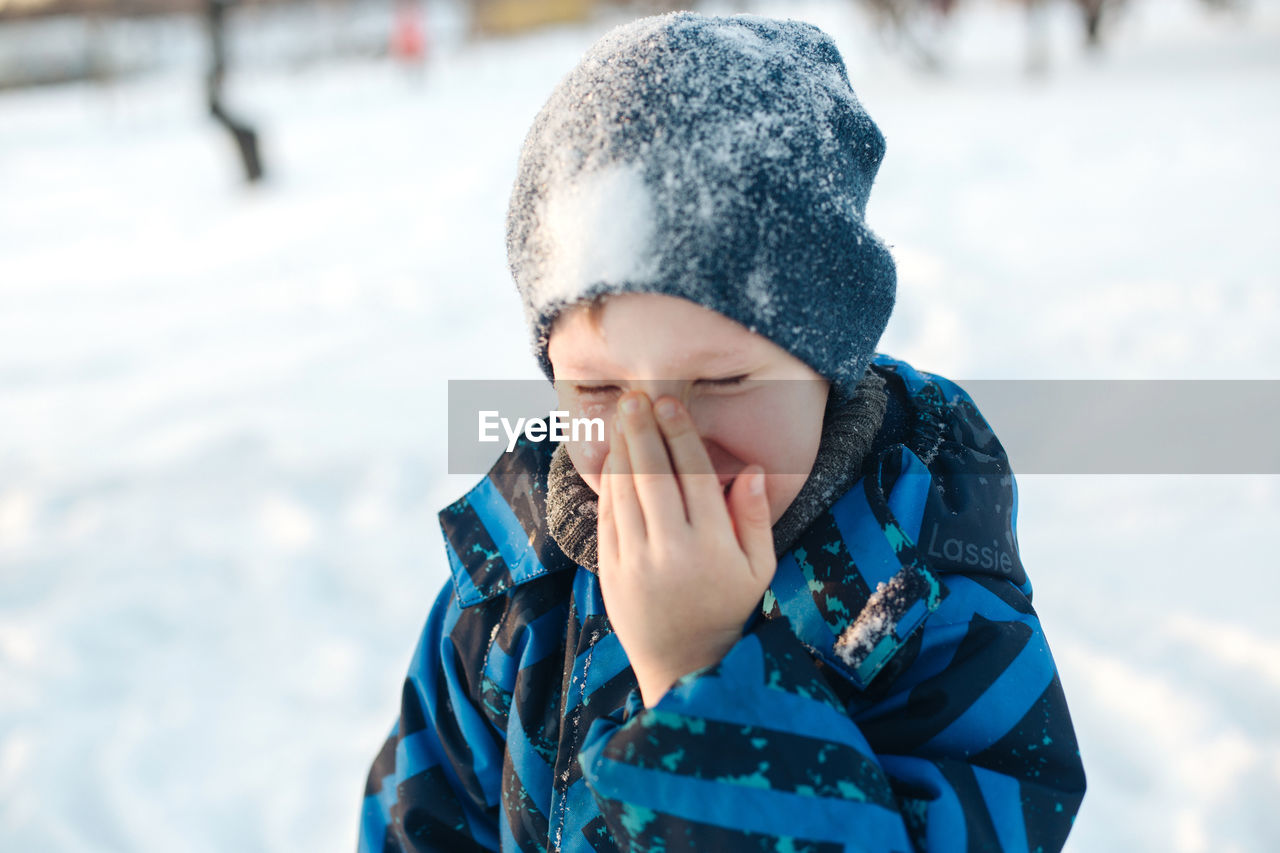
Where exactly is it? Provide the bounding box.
[618,392,686,534]
[652,396,731,529]
[596,458,618,568]
[605,426,646,550]
[727,465,778,585]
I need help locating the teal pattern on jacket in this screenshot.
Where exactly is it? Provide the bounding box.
[358,354,1086,852]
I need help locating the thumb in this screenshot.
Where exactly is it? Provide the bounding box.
[728,465,777,584]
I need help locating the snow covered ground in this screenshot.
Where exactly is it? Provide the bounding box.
[1,0,1278,849]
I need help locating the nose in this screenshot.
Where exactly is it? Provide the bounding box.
[627,379,690,408]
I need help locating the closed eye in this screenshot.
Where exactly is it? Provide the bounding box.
[698,374,749,388]
[574,384,622,396]
[574,376,749,395]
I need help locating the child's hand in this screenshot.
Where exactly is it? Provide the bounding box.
[597,391,778,707]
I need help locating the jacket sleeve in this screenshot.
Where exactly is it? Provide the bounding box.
[359,582,504,853]
[576,574,1085,852]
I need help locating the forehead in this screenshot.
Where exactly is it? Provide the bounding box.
[548,292,765,375]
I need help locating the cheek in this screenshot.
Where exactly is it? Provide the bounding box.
[564,421,613,495]
[697,397,818,473]
[555,391,618,494]
[696,391,826,523]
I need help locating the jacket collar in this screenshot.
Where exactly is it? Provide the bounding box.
[438,353,1029,687]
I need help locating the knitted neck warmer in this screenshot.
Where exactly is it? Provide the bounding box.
[545,368,889,572]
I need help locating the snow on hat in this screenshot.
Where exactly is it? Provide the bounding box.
[506,11,896,402]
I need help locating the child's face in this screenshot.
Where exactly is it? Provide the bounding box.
[547,292,829,525]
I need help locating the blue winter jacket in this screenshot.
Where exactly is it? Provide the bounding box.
[358,354,1086,852]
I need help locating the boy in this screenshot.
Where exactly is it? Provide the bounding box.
[360,12,1085,852]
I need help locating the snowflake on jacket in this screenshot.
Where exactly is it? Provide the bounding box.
[358,354,1086,852]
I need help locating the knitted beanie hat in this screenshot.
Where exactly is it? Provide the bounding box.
[506,12,896,402]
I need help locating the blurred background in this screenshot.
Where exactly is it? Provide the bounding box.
[1,0,1277,850]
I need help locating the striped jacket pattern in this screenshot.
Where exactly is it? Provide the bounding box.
[358,353,1086,852]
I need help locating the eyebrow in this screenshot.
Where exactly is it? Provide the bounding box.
[667,345,753,370]
[557,345,754,376]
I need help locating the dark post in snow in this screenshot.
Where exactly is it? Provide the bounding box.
[206,0,263,183]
